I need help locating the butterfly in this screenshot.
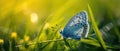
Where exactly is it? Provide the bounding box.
[60,11,90,40]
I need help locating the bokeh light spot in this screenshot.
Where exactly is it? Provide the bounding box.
[30,13,38,23]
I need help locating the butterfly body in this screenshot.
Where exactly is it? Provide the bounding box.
[60,11,89,40]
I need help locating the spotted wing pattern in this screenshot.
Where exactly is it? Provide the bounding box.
[60,11,89,40]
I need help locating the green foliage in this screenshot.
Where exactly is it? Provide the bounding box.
[0,0,120,51]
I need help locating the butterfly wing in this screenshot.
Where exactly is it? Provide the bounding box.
[60,11,89,40]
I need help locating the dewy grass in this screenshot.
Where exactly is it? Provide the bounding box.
[87,4,107,50]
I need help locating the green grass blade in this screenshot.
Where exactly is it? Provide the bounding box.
[87,4,107,50]
[63,38,72,49]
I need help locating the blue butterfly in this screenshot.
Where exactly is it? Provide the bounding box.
[60,11,90,40]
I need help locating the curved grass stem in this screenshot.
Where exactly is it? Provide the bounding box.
[87,4,107,50]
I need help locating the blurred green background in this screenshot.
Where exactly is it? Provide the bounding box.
[0,0,120,51]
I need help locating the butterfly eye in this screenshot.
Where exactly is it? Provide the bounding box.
[60,29,63,34]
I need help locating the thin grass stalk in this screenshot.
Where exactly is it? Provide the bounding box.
[87,4,107,50]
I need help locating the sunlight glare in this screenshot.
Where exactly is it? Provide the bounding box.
[30,13,38,23]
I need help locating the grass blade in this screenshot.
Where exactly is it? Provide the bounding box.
[87,4,107,50]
